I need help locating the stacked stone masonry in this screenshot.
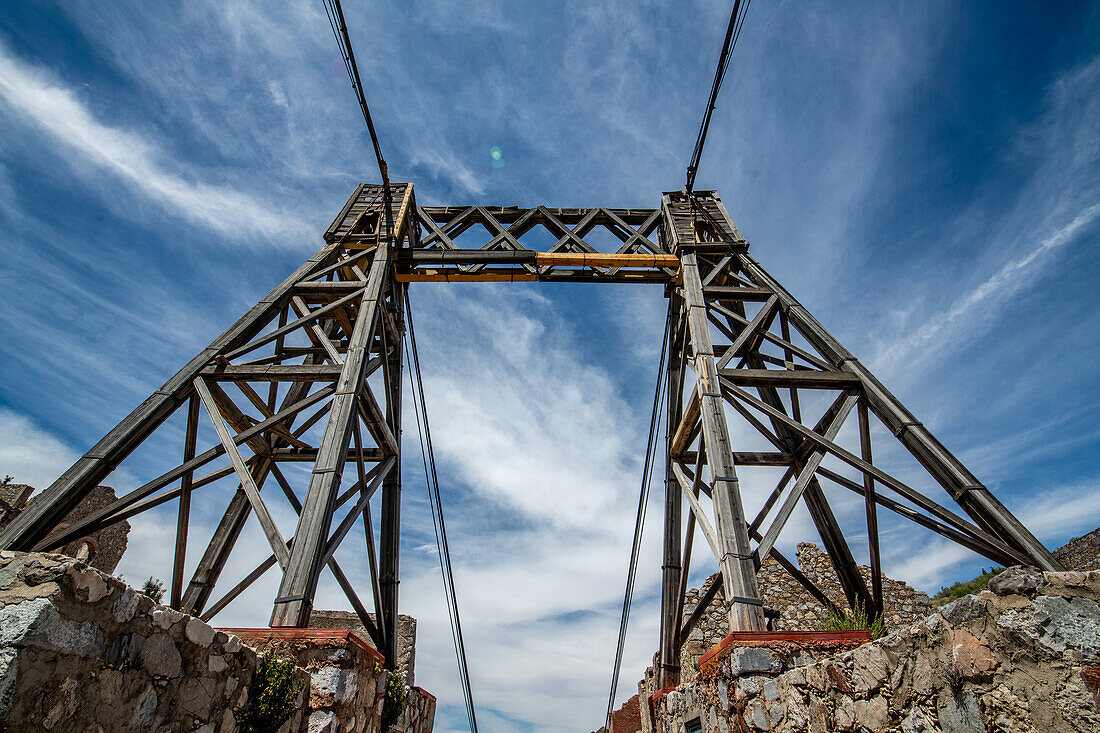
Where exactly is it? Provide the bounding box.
[0,550,300,732]
[0,551,434,732]
[225,629,390,733]
[1054,527,1100,572]
[679,543,933,680]
[648,566,1100,732]
[309,609,418,687]
[610,693,642,733]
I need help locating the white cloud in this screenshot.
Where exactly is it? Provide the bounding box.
[0,38,311,242]
[878,202,1100,369]
[1012,478,1100,543]
[392,284,666,730]
[0,408,79,490]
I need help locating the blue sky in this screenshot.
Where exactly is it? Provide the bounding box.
[2,1,1099,731]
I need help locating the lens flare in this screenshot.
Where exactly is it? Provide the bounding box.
[490,146,505,168]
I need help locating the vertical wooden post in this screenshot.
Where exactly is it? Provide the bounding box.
[271,245,393,627]
[859,398,884,619]
[681,253,765,631]
[171,393,200,610]
[659,303,684,688]
[380,281,405,667]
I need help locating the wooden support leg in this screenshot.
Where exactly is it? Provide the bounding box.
[859,398,884,620]
[659,305,684,688]
[737,252,1060,570]
[379,282,405,666]
[681,253,765,631]
[171,393,200,610]
[271,246,392,627]
[0,243,339,552]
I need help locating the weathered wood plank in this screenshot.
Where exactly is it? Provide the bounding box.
[194,378,290,569]
[680,252,765,631]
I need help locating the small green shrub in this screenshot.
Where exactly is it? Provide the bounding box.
[238,653,304,733]
[381,672,408,731]
[818,602,887,639]
[141,577,165,603]
[932,567,1004,607]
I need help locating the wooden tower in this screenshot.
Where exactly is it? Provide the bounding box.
[0,184,1060,684]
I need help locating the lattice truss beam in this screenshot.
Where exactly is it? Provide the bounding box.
[0,184,417,663]
[0,183,1059,684]
[655,190,1059,687]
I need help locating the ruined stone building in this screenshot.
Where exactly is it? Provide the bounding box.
[0,483,129,573]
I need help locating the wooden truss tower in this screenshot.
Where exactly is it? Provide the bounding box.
[0,184,1060,683]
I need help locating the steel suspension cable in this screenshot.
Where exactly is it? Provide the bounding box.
[321,0,395,231]
[685,0,753,193]
[604,308,671,731]
[404,297,479,732]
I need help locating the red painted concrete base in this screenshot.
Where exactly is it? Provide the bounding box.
[218,627,385,665]
[699,630,871,674]
[647,687,677,724]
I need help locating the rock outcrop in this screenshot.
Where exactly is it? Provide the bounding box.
[649,566,1100,732]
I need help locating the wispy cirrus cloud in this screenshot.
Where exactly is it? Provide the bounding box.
[877,202,1100,370]
[0,38,311,242]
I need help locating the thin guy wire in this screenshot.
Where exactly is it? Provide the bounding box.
[321,0,395,232]
[404,298,479,732]
[686,0,753,193]
[604,309,671,731]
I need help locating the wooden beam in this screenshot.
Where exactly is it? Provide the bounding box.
[272,243,393,627]
[680,252,765,631]
[717,368,861,389]
[754,393,858,564]
[534,252,679,268]
[720,378,1028,563]
[715,295,779,369]
[35,386,335,552]
[859,398,884,620]
[194,378,290,569]
[671,463,723,561]
[669,389,701,458]
[171,394,200,610]
[737,252,1059,570]
[0,240,342,552]
[396,270,539,283]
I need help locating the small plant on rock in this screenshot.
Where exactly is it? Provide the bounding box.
[141,576,165,603]
[1,475,13,486]
[381,672,408,731]
[817,601,886,639]
[238,653,304,733]
[932,567,1005,607]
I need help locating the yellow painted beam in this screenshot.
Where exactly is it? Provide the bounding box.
[396,271,539,283]
[533,252,680,268]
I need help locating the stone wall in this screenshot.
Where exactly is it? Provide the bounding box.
[309,609,418,687]
[680,543,932,679]
[0,550,302,732]
[0,484,130,574]
[1055,527,1100,572]
[651,566,1100,732]
[0,551,435,733]
[389,687,436,733]
[228,628,388,733]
